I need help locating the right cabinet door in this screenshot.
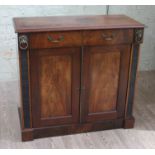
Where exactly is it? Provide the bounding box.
[81,45,131,122]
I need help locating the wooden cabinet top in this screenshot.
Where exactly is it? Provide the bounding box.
[13,15,144,33]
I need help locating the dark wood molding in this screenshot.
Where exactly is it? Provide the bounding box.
[18,34,31,128]
[126,44,139,117]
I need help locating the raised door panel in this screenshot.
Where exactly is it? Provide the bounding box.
[81,45,131,122]
[88,51,120,113]
[40,55,72,118]
[30,47,80,127]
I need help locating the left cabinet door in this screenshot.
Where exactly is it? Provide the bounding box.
[30,47,81,127]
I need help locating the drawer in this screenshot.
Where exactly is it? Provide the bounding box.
[83,29,133,45]
[29,31,82,49]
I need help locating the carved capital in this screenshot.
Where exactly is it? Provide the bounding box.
[19,35,28,50]
[134,29,144,44]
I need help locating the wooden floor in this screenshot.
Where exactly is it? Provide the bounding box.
[0,71,155,149]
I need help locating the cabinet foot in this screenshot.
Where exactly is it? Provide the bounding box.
[123,116,135,129]
[18,107,34,141]
[22,129,34,141]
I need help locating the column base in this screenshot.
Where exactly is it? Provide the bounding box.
[123,116,135,129]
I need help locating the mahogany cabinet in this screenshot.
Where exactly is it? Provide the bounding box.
[13,15,144,141]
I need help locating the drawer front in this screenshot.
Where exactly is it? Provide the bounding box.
[29,31,82,49]
[83,29,133,45]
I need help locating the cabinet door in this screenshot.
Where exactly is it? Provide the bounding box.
[81,45,131,122]
[30,47,80,127]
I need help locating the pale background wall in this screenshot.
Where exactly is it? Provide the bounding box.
[0,5,155,81]
[109,6,155,72]
[0,5,107,81]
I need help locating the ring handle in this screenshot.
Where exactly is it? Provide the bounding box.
[19,35,28,50]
